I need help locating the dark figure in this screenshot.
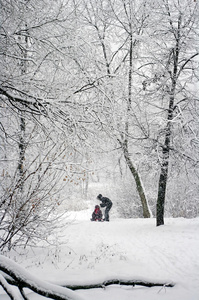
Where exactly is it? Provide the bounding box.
[91,205,103,221]
[97,194,112,221]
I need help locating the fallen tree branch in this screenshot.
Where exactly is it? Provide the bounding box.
[0,255,174,300]
[3,274,175,290]
[5,276,174,291]
[0,273,19,300]
[0,255,85,300]
[64,279,174,290]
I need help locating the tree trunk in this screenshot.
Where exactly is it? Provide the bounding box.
[156,91,173,226]
[123,30,151,218]
[17,21,28,188]
[156,84,176,225]
[18,116,26,182]
[156,8,182,226]
[122,143,151,218]
[156,145,170,226]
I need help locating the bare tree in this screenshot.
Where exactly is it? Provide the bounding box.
[75,0,199,222]
[0,0,98,249]
[79,0,152,217]
[137,0,199,225]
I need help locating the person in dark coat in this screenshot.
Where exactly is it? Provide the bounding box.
[97,194,112,221]
[91,205,103,221]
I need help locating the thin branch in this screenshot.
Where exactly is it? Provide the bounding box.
[177,53,199,77]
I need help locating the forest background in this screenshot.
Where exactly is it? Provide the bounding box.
[0,0,199,251]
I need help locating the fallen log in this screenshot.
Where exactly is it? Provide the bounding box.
[0,255,85,300]
[0,254,174,300]
[4,275,174,290]
[64,279,174,290]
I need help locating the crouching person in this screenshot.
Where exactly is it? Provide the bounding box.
[91,205,103,221]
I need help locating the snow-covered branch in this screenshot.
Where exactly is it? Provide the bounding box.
[0,87,48,116]
[0,273,20,300]
[63,279,174,290]
[0,255,85,300]
[0,255,174,300]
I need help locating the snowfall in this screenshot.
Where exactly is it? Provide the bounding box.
[1,207,199,300]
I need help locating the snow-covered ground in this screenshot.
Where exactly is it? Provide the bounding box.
[1,209,199,300]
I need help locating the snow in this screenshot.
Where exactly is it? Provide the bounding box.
[0,255,86,300]
[1,210,199,300]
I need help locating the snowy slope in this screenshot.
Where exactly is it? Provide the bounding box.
[1,210,199,300]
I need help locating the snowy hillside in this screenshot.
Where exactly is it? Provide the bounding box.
[1,210,199,300]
